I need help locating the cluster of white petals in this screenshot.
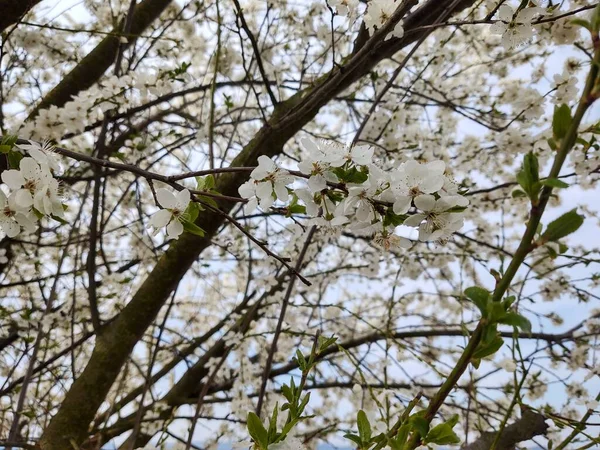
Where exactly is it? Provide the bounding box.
[364,0,405,39]
[239,138,469,249]
[329,0,359,17]
[0,141,62,238]
[490,4,546,49]
[239,155,296,211]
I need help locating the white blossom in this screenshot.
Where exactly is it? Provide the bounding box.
[149,188,191,239]
[490,5,545,49]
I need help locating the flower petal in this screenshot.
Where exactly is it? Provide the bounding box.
[175,189,190,209]
[2,170,25,189]
[2,220,20,237]
[497,4,514,22]
[156,188,177,209]
[414,194,436,211]
[393,196,411,215]
[150,209,171,228]
[403,213,426,227]
[274,181,289,202]
[308,174,327,193]
[167,219,183,239]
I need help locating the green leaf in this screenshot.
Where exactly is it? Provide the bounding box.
[317,335,337,353]
[383,208,408,227]
[247,412,269,450]
[344,434,363,446]
[498,312,532,333]
[182,220,206,237]
[473,335,504,360]
[7,151,23,169]
[288,204,307,215]
[197,195,219,210]
[186,202,201,222]
[281,384,293,403]
[481,323,499,344]
[445,414,460,428]
[541,178,569,189]
[268,404,278,442]
[502,296,516,310]
[570,18,591,31]
[357,410,372,442]
[487,301,506,322]
[298,392,311,415]
[50,214,69,225]
[294,349,307,371]
[516,152,540,202]
[464,286,490,316]
[205,174,216,190]
[333,166,369,184]
[1,135,17,147]
[553,104,572,141]
[541,209,584,242]
[32,208,44,220]
[409,415,429,438]
[425,423,461,445]
[511,189,527,199]
[392,424,410,448]
[0,145,12,154]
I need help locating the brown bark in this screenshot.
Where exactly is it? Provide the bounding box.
[462,409,548,450]
[0,0,41,33]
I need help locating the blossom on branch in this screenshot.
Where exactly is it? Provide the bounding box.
[150,188,191,239]
[490,4,546,49]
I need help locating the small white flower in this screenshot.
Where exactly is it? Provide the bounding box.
[364,0,398,35]
[585,399,599,411]
[392,160,446,214]
[240,156,295,210]
[319,141,374,167]
[404,194,464,242]
[329,0,359,16]
[343,185,376,222]
[496,358,517,372]
[490,5,545,49]
[34,177,64,218]
[2,157,52,209]
[373,230,412,251]
[0,191,36,238]
[298,138,340,193]
[149,188,191,239]
[0,248,7,264]
[16,140,61,172]
[269,436,306,450]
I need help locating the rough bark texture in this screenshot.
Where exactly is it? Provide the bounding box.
[27,0,173,119]
[38,1,477,448]
[462,409,549,450]
[0,0,41,33]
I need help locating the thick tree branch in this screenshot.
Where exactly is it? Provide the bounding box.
[0,0,41,33]
[462,409,548,450]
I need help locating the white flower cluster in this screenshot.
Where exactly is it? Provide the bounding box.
[0,141,63,238]
[239,138,469,249]
[364,0,405,39]
[329,0,359,17]
[490,4,546,49]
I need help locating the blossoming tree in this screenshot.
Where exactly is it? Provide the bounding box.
[0,0,600,449]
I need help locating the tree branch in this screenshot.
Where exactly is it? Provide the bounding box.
[462,409,548,450]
